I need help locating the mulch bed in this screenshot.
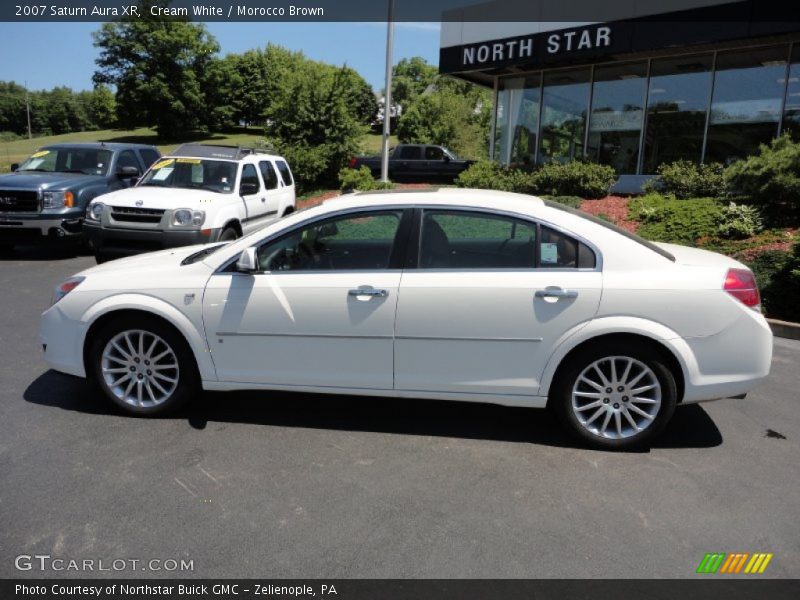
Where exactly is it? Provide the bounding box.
[579,196,639,233]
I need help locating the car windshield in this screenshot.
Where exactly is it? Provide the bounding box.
[17,147,113,176]
[138,157,237,194]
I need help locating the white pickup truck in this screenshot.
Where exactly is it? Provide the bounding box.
[83,144,296,263]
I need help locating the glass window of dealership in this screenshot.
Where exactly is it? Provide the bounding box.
[492,43,800,174]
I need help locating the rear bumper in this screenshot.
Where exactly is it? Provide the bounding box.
[84,222,221,255]
[680,308,773,404]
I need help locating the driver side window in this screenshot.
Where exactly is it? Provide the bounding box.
[256,211,403,272]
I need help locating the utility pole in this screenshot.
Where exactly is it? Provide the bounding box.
[380,0,395,183]
[25,81,32,139]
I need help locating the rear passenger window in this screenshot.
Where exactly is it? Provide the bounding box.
[540,226,596,269]
[275,160,293,186]
[259,161,279,190]
[419,211,536,269]
[396,146,422,160]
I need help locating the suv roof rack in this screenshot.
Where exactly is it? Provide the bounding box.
[171,143,274,160]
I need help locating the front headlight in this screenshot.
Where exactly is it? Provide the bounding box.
[87,202,104,221]
[52,276,85,306]
[42,190,75,209]
[173,209,205,227]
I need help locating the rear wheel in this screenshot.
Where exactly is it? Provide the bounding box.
[552,342,677,449]
[89,315,199,416]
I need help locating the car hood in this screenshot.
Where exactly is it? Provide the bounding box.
[80,243,225,277]
[654,242,745,269]
[0,171,101,190]
[96,186,224,207]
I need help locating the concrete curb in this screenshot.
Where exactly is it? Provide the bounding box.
[768,318,800,340]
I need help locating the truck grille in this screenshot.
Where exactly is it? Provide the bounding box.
[0,190,39,213]
[110,206,165,224]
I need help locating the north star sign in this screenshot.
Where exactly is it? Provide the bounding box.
[453,24,615,70]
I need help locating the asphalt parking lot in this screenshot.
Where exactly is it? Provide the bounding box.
[0,244,798,579]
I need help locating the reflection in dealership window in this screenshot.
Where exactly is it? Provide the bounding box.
[495,74,541,166]
[705,47,786,164]
[586,62,647,174]
[643,55,713,173]
[257,211,402,272]
[781,45,800,141]
[539,68,591,164]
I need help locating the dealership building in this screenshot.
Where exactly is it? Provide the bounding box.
[439,0,800,191]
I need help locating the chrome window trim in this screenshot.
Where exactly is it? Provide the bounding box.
[213,203,604,275]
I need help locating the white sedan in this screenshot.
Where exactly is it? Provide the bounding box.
[40,189,772,449]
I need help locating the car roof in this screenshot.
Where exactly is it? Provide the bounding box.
[42,142,159,150]
[325,187,545,214]
[169,143,283,161]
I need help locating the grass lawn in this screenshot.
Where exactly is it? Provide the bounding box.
[0,129,392,172]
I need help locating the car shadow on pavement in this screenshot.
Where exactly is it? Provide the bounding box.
[0,243,91,261]
[25,370,723,452]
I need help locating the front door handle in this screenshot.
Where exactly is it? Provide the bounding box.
[535,288,578,299]
[348,288,388,298]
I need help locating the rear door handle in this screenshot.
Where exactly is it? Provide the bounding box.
[348,288,388,298]
[535,288,578,299]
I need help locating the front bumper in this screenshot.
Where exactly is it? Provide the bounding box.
[83,221,221,255]
[40,303,87,377]
[0,210,84,242]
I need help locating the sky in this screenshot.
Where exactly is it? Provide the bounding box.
[0,21,441,92]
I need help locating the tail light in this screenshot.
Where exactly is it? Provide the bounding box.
[724,268,760,310]
[348,157,357,168]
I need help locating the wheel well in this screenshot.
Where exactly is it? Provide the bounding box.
[222,220,242,236]
[282,205,295,216]
[82,309,197,378]
[547,333,685,405]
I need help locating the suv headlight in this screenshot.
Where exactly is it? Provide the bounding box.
[52,276,84,306]
[87,202,104,221]
[42,190,75,208]
[173,209,205,227]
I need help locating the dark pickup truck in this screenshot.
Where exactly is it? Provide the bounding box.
[0,142,161,251]
[348,144,474,182]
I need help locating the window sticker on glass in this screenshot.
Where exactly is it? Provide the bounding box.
[541,242,559,264]
[152,167,174,181]
[26,159,46,169]
[30,150,50,158]
[177,158,201,164]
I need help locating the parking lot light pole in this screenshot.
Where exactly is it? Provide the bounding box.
[380,0,396,183]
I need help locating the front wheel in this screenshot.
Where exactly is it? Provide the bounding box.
[552,342,677,449]
[88,315,199,416]
[218,226,239,242]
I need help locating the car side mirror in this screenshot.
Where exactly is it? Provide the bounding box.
[236,248,258,273]
[10,163,19,172]
[240,182,259,196]
[117,166,140,179]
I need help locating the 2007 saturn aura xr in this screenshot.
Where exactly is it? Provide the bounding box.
[40,189,772,449]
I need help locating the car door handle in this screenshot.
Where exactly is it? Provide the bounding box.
[535,288,578,299]
[348,288,388,298]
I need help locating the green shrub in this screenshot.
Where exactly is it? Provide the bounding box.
[643,160,726,199]
[724,134,800,219]
[338,165,394,192]
[716,202,763,240]
[629,193,724,245]
[455,160,518,191]
[542,195,583,209]
[528,161,615,199]
[744,244,800,321]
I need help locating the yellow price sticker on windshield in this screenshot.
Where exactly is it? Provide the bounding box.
[177,158,201,164]
[151,158,175,170]
[30,150,50,158]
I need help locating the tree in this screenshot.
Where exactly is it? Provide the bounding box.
[392,57,438,110]
[88,85,117,128]
[92,0,220,138]
[396,76,491,159]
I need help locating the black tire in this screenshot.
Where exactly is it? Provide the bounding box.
[281,205,295,217]
[551,341,678,450]
[218,226,238,242]
[88,314,200,416]
[94,250,111,264]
